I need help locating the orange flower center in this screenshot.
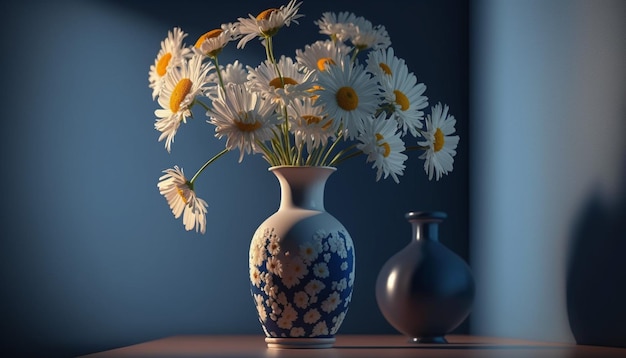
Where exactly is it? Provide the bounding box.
[194,29,223,48]
[256,8,278,21]
[176,188,189,205]
[170,78,192,112]
[235,119,262,132]
[317,57,335,71]
[379,62,392,75]
[156,52,172,77]
[434,128,444,152]
[376,133,391,157]
[336,87,358,111]
[393,90,409,111]
[302,115,321,125]
[269,76,298,89]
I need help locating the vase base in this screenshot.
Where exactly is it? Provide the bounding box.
[265,337,336,349]
[410,336,448,344]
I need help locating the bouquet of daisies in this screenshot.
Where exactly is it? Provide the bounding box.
[148,0,460,233]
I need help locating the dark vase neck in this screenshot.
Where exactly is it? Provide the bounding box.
[406,211,447,242]
[270,166,336,211]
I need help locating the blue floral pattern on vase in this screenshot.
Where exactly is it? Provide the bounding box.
[249,226,355,338]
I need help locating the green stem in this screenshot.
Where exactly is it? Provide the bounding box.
[211,56,225,90]
[189,148,229,185]
[193,98,211,112]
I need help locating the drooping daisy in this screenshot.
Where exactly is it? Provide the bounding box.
[314,57,380,139]
[287,97,334,151]
[193,23,237,58]
[370,48,428,137]
[295,39,352,73]
[247,55,313,105]
[418,102,460,181]
[208,83,279,162]
[356,112,408,183]
[148,27,192,100]
[157,166,208,234]
[235,0,304,49]
[314,11,359,43]
[154,54,212,152]
[347,16,391,52]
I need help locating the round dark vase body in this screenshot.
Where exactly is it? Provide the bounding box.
[375,211,475,343]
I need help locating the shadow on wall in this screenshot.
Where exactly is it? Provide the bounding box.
[567,161,626,348]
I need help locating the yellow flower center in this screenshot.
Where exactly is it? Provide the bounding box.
[393,90,409,111]
[194,29,223,48]
[256,8,278,21]
[434,128,445,152]
[170,78,192,112]
[303,115,321,125]
[317,57,335,71]
[376,133,391,157]
[336,87,359,111]
[176,188,189,205]
[235,119,262,132]
[379,62,392,75]
[156,52,172,77]
[269,77,298,89]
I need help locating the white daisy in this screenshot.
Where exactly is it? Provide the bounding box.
[366,47,405,81]
[266,256,283,276]
[321,291,341,313]
[235,0,304,49]
[247,55,314,105]
[286,97,334,151]
[250,266,262,287]
[312,321,329,337]
[205,60,248,100]
[299,241,320,264]
[207,83,279,162]
[157,166,208,234]
[314,57,380,139]
[357,112,408,183]
[313,262,329,278]
[303,308,321,324]
[368,48,428,137]
[295,39,352,73]
[348,16,391,51]
[154,54,212,152]
[305,279,325,296]
[148,27,192,100]
[294,291,309,309]
[418,102,460,181]
[193,23,237,58]
[290,327,305,337]
[314,11,359,43]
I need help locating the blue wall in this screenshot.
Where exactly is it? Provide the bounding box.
[471,0,626,346]
[0,0,469,356]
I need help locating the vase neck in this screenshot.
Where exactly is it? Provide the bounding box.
[406,211,447,242]
[270,166,336,211]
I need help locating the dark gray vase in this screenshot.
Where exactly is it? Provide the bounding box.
[375,211,475,343]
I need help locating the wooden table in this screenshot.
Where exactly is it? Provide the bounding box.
[80,334,626,357]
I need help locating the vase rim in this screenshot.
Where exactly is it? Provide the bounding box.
[268,165,337,172]
[405,211,447,221]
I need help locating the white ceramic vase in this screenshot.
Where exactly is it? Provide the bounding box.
[249,166,355,348]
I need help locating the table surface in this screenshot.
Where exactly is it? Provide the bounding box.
[80,334,626,358]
